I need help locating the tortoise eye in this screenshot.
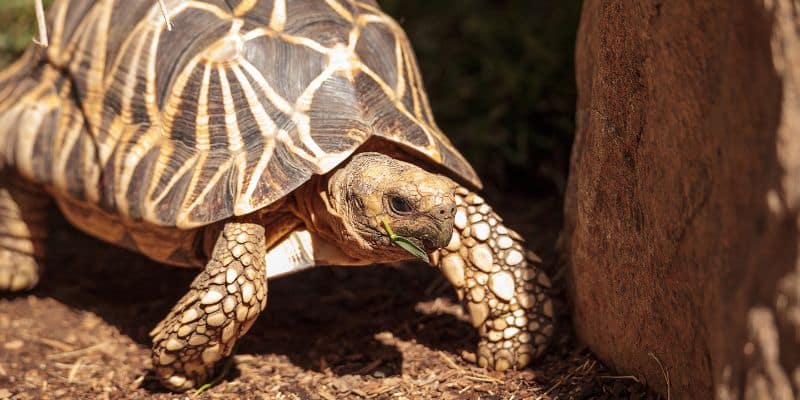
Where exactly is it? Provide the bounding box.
[389,195,414,215]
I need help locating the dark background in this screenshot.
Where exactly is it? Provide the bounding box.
[380,0,580,197]
[0,0,581,199]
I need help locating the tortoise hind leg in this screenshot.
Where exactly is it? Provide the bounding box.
[0,174,49,292]
[432,187,555,370]
[150,222,268,391]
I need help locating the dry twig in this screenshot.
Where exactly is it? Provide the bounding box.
[46,342,107,360]
[32,336,76,352]
[599,375,642,383]
[649,351,671,400]
[437,351,464,372]
[33,0,48,47]
[67,358,84,383]
[157,0,174,31]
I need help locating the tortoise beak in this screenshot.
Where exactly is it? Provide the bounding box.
[387,216,453,257]
[435,217,455,249]
[420,206,455,251]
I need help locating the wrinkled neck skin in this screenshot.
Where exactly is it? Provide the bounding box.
[289,169,397,264]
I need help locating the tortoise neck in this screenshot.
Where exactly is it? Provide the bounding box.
[290,175,340,243]
[290,171,372,257]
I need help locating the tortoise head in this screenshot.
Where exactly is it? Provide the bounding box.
[314,152,457,263]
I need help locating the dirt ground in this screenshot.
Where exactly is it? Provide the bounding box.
[0,195,652,399]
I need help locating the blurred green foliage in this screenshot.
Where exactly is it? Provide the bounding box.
[0,0,580,196]
[381,1,581,196]
[0,0,52,66]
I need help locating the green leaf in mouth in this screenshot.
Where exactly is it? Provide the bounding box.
[381,219,430,263]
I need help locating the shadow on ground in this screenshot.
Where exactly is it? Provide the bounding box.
[0,196,652,399]
[41,218,477,378]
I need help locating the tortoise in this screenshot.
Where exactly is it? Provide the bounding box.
[0,0,554,391]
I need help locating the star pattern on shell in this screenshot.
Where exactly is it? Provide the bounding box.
[5,0,480,229]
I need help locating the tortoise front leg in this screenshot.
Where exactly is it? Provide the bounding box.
[150,222,268,391]
[0,174,49,292]
[432,187,554,371]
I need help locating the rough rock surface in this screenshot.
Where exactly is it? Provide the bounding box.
[563,0,800,398]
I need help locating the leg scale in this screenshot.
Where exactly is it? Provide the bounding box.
[433,187,554,370]
[150,222,268,391]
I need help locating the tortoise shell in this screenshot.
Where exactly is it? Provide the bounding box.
[23,0,480,228]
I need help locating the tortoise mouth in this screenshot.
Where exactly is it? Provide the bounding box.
[421,220,455,251]
[393,220,454,253]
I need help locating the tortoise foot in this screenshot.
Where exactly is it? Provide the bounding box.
[433,187,555,370]
[0,175,48,293]
[0,250,42,292]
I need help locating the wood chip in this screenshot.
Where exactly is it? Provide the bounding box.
[464,375,502,384]
[368,384,397,396]
[317,389,336,400]
[2,340,23,350]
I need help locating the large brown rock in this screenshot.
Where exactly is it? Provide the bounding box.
[562,0,800,398]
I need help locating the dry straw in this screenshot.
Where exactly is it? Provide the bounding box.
[33,0,48,47]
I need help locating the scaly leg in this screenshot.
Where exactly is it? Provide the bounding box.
[0,174,49,292]
[432,187,554,371]
[150,222,268,391]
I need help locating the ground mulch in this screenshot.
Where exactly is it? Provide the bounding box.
[0,196,652,399]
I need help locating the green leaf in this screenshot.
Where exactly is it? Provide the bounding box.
[391,236,430,264]
[195,382,213,395]
[194,344,238,395]
[381,219,430,263]
[381,218,397,239]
